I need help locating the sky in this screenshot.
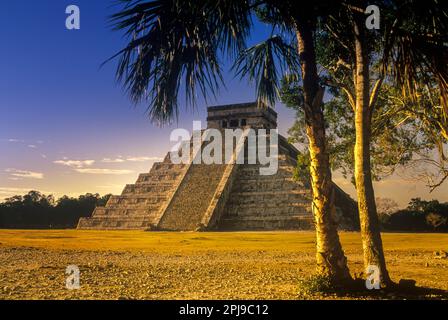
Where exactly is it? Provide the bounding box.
[1,0,447,207]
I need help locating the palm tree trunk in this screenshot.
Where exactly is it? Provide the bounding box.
[296,23,352,284]
[353,20,391,286]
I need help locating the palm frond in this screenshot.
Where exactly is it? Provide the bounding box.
[233,35,299,107]
[107,0,252,124]
[383,0,448,117]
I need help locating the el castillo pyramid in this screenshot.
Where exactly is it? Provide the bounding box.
[77,102,358,231]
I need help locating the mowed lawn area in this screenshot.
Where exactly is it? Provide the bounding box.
[0,230,447,299]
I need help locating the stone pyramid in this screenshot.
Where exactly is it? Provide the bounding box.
[77,102,358,231]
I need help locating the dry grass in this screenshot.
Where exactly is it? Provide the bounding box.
[0,230,447,300]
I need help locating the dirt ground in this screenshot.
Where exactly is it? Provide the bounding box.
[0,230,447,300]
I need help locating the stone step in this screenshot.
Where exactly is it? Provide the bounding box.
[229,189,310,197]
[227,197,310,205]
[223,214,312,221]
[233,174,298,181]
[149,165,187,174]
[227,196,310,207]
[92,207,159,217]
[238,161,294,169]
[104,203,164,210]
[237,166,295,176]
[107,195,169,205]
[77,217,156,229]
[108,194,169,201]
[236,158,294,167]
[157,164,229,231]
[217,216,314,230]
[225,205,311,216]
[233,182,306,193]
[136,172,183,183]
[146,170,185,178]
[151,162,187,171]
[123,184,175,194]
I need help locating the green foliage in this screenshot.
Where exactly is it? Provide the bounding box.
[233,35,299,106]
[0,191,111,229]
[297,274,338,297]
[281,75,428,184]
[426,212,448,229]
[292,152,311,187]
[383,198,448,231]
[394,87,448,190]
[108,0,252,124]
[301,0,447,189]
[107,1,359,123]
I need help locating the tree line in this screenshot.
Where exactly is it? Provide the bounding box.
[1,191,445,231]
[378,198,448,232]
[0,191,111,229]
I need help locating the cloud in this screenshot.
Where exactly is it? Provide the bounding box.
[126,156,163,162]
[74,168,134,175]
[0,187,55,200]
[101,156,163,163]
[0,187,32,195]
[54,158,140,175]
[54,159,95,168]
[5,169,44,179]
[53,155,161,176]
[2,139,44,145]
[101,158,126,163]
[96,184,125,189]
[28,144,37,149]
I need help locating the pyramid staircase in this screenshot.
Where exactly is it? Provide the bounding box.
[77,160,188,229]
[78,131,357,230]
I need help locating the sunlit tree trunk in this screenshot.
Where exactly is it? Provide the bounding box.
[296,22,352,284]
[353,19,390,286]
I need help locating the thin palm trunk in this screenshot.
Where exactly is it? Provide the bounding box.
[353,19,390,286]
[296,22,352,284]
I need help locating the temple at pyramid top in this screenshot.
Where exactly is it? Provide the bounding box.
[207,102,277,129]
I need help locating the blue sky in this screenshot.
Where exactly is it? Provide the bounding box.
[0,1,296,198]
[0,0,447,206]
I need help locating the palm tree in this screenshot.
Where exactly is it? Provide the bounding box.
[108,0,352,285]
[322,0,447,286]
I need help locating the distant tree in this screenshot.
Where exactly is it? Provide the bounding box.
[3,195,24,206]
[98,194,112,207]
[0,191,111,229]
[376,198,399,217]
[426,212,447,230]
[375,198,399,226]
[384,198,448,231]
[385,209,428,231]
[407,198,444,213]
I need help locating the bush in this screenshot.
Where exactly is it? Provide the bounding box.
[298,275,336,296]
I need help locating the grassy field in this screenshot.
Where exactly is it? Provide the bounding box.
[0,230,447,300]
